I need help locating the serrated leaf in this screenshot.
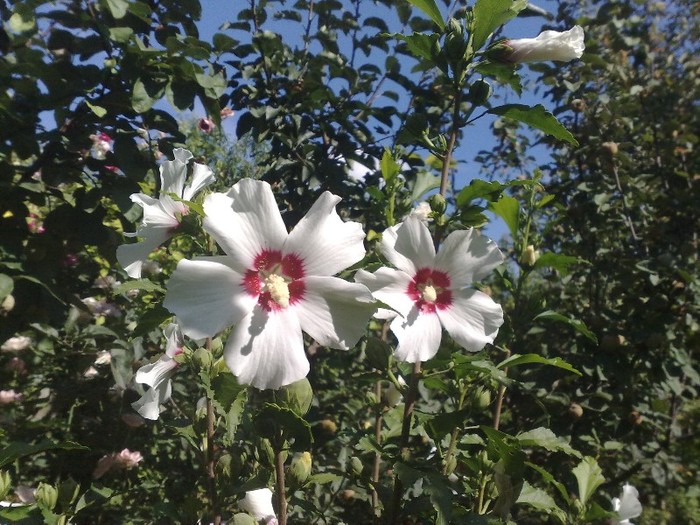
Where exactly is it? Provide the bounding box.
[405,0,445,30]
[108,26,133,43]
[534,252,582,275]
[517,427,581,457]
[472,0,528,51]
[488,104,578,145]
[132,78,157,113]
[411,171,441,201]
[498,353,581,376]
[86,101,107,118]
[307,473,342,485]
[526,462,570,504]
[380,149,401,185]
[572,456,605,507]
[516,481,564,516]
[0,440,88,469]
[254,403,313,451]
[489,195,519,238]
[475,62,522,95]
[456,179,506,207]
[113,279,164,295]
[535,311,598,343]
[389,32,440,62]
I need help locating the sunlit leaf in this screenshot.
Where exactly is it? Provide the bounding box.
[405,0,445,30]
[488,104,578,145]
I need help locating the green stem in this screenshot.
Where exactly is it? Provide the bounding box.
[275,439,288,525]
[389,360,422,525]
[441,383,470,475]
[371,380,383,523]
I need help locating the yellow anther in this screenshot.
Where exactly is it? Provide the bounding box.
[421,285,438,303]
[265,274,290,307]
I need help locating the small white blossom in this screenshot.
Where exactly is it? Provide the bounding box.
[611,483,642,525]
[239,488,277,524]
[0,389,21,405]
[1,335,32,353]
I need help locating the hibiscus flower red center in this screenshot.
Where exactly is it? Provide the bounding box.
[407,268,452,313]
[243,250,306,311]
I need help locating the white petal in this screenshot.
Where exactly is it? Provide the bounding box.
[132,380,173,420]
[163,322,184,358]
[116,226,172,278]
[159,151,190,198]
[355,268,414,318]
[434,228,503,285]
[284,192,366,276]
[390,307,442,362]
[239,488,276,521]
[203,180,288,272]
[134,354,178,390]
[381,217,435,275]
[182,162,215,201]
[617,484,642,520]
[130,194,180,229]
[224,306,308,390]
[163,257,257,339]
[295,276,375,349]
[436,289,503,352]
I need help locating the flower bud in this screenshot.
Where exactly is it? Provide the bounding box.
[289,452,312,485]
[350,456,364,476]
[601,141,619,156]
[428,193,447,215]
[471,386,492,410]
[569,402,584,419]
[35,483,58,510]
[364,338,392,371]
[468,79,493,105]
[273,378,313,416]
[501,26,585,63]
[193,347,213,371]
[444,455,457,476]
[570,99,586,112]
[1,294,15,314]
[318,419,337,436]
[521,245,540,266]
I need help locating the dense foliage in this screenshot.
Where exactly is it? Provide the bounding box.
[0,0,696,524]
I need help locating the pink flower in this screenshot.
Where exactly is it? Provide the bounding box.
[0,389,22,405]
[90,132,113,160]
[93,448,143,479]
[27,213,45,234]
[356,217,504,362]
[198,117,216,133]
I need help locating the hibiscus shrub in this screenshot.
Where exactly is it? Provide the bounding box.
[1,0,697,524]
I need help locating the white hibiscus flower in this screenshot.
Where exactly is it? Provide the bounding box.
[611,483,642,525]
[117,148,215,278]
[163,179,375,390]
[131,322,183,420]
[504,26,585,63]
[239,488,277,524]
[355,216,504,362]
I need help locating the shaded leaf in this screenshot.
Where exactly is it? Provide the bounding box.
[535,311,598,343]
[489,195,519,238]
[472,0,528,51]
[517,427,581,457]
[0,441,88,469]
[488,104,578,145]
[572,456,605,507]
[498,353,581,376]
[405,0,445,30]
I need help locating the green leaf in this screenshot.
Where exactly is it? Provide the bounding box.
[516,481,565,520]
[526,462,570,504]
[475,62,522,95]
[105,0,129,19]
[113,279,164,295]
[394,463,452,524]
[457,179,506,207]
[517,427,581,457]
[572,456,605,507]
[498,353,581,376]
[389,32,440,62]
[86,101,107,118]
[489,195,519,238]
[108,27,133,43]
[9,4,36,33]
[0,441,88,469]
[307,473,342,485]
[254,404,313,452]
[534,252,582,275]
[164,193,205,217]
[488,104,578,145]
[405,0,445,30]
[535,311,598,343]
[411,171,441,201]
[380,149,401,185]
[0,274,13,300]
[471,0,528,51]
[132,78,157,113]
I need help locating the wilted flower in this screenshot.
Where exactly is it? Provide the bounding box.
[198,117,216,133]
[611,483,642,525]
[121,412,145,428]
[131,322,184,420]
[239,488,277,524]
[521,245,540,266]
[94,350,111,366]
[82,297,122,318]
[93,448,143,479]
[164,179,375,389]
[356,216,504,362]
[4,357,27,374]
[385,376,407,407]
[1,335,32,353]
[502,26,585,63]
[220,107,235,119]
[409,202,432,222]
[93,275,119,290]
[83,366,99,379]
[116,148,215,278]
[90,132,113,160]
[0,389,21,405]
